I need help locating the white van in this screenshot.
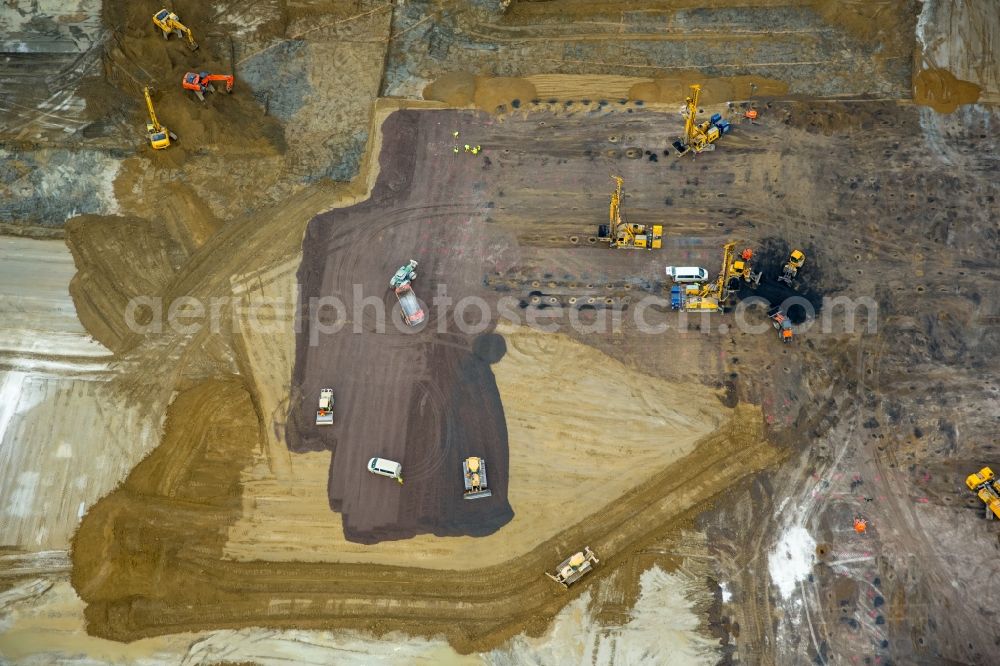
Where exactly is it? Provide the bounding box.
[664,266,709,283]
[367,457,403,482]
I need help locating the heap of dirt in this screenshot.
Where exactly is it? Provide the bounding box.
[913,68,982,113]
[423,72,477,106]
[71,379,258,637]
[71,380,781,653]
[423,73,537,112]
[629,75,788,105]
[65,214,187,351]
[811,0,916,45]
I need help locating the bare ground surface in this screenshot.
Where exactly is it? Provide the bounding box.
[1,0,999,664]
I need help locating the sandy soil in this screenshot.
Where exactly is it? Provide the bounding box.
[1,536,721,665]
[227,320,726,566]
[35,93,1000,660]
[0,238,159,552]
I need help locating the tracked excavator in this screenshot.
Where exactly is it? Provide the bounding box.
[598,176,662,249]
[672,84,731,156]
[966,467,1000,519]
[152,9,199,50]
[778,249,806,286]
[143,86,177,150]
[183,72,234,102]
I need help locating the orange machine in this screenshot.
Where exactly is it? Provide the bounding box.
[769,307,794,343]
[853,516,868,534]
[182,72,234,101]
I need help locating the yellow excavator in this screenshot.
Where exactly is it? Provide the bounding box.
[152,9,199,50]
[143,87,177,150]
[967,467,1000,519]
[598,176,663,249]
[672,84,732,156]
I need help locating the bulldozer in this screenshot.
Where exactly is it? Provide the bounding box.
[152,9,199,50]
[778,249,806,286]
[598,176,662,250]
[966,467,1000,519]
[182,72,234,102]
[672,84,731,156]
[546,547,599,588]
[143,87,177,150]
[462,456,492,500]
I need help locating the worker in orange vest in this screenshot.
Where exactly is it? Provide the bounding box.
[854,515,868,534]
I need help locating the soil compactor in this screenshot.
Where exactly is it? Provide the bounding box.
[462,456,492,499]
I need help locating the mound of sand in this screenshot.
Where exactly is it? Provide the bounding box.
[65,214,186,351]
[424,72,537,112]
[913,68,981,114]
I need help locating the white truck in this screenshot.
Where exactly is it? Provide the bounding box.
[316,388,334,425]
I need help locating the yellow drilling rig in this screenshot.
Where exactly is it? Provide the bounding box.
[672,242,762,311]
[598,176,663,249]
[672,84,732,157]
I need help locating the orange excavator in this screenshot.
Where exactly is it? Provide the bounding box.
[182,71,234,102]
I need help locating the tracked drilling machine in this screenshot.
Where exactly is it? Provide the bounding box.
[672,84,731,156]
[598,176,662,249]
[677,242,735,312]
